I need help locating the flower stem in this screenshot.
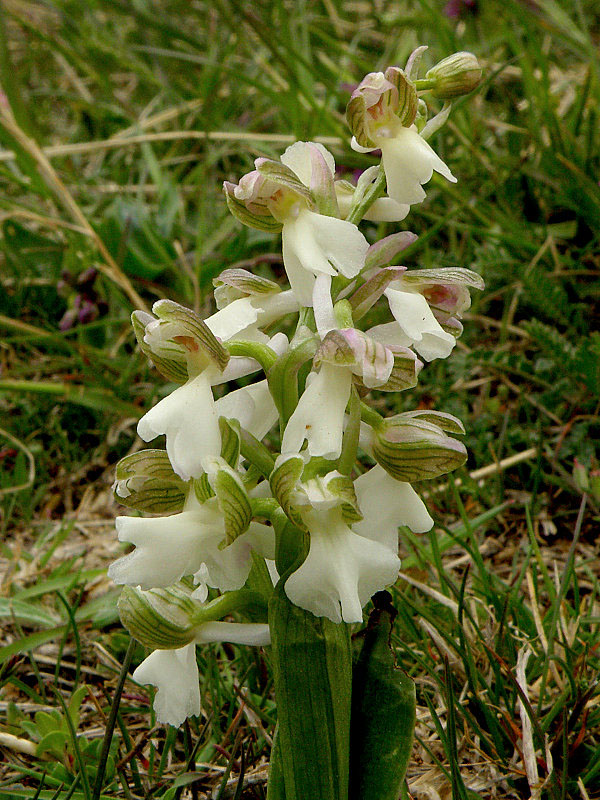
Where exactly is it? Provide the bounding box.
[346,165,386,226]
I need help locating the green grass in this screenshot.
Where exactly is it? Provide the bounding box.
[1,0,599,797]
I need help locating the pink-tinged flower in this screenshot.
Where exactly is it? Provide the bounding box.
[347,67,456,205]
[225,142,369,306]
[367,267,484,361]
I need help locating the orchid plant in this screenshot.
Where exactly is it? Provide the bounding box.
[109,47,482,800]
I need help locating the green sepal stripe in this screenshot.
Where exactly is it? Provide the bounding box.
[349,593,416,800]
[373,421,467,482]
[214,267,281,296]
[118,586,196,650]
[224,185,283,233]
[154,300,230,373]
[385,66,418,127]
[212,465,252,544]
[269,455,306,530]
[219,416,241,468]
[378,350,420,393]
[114,449,186,513]
[131,311,188,384]
[346,93,374,150]
[255,158,314,206]
[114,485,186,514]
[194,474,215,503]
[327,474,363,523]
[399,409,466,434]
[268,582,352,800]
[348,267,405,320]
[401,267,484,289]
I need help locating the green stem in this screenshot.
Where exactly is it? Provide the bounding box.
[239,428,276,478]
[346,165,386,226]
[414,78,436,91]
[225,340,278,372]
[360,400,383,430]
[338,387,361,476]
[192,589,266,625]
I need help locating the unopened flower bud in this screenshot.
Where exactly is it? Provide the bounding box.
[118,584,200,650]
[113,449,186,513]
[425,52,482,99]
[371,414,467,482]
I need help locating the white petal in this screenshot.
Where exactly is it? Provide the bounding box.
[385,288,455,360]
[353,465,433,550]
[206,291,299,342]
[312,273,336,338]
[281,141,335,186]
[108,506,222,589]
[282,209,368,304]
[367,321,413,349]
[281,225,318,306]
[364,197,410,222]
[137,373,221,480]
[351,136,376,154]
[379,127,456,206]
[306,210,369,278]
[285,509,401,623]
[198,521,273,591]
[205,297,259,341]
[196,621,271,646]
[281,364,352,459]
[133,644,200,727]
[215,379,278,440]
[200,534,254,592]
[268,331,290,356]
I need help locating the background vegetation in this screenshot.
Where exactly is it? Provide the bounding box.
[1,0,599,798]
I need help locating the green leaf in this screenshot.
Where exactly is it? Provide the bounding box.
[37,730,69,759]
[0,599,60,628]
[350,594,416,800]
[267,582,352,800]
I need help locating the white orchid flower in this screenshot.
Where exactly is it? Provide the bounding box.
[347,67,456,206]
[133,622,271,727]
[367,266,484,361]
[280,321,422,459]
[135,298,282,480]
[108,492,275,592]
[225,142,370,306]
[273,469,400,623]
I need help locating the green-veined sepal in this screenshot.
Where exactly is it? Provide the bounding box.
[113,449,186,513]
[371,415,467,482]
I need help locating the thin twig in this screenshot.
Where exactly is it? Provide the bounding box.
[0,129,344,163]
